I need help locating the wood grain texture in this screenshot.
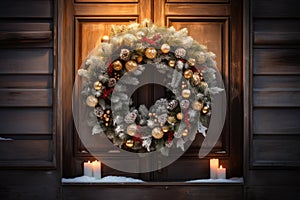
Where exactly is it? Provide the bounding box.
[0,0,53,18]
[0,108,52,134]
[253,108,300,134]
[253,0,300,18]
[253,49,300,75]
[167,0,229,2]
[0,31,52,44]
[0,23,51,31]
[0,89,52,107]
[74,4,138,15]
[0,49,53,74]
[253,135,300,166]
[0,75,53,89]
[253,75,300,90]
[0,140,52,161]
[76,0,137,2]
[253,90,300,107]
[254,32,300,45]
[165,4,230,16]
[62,184,243,200]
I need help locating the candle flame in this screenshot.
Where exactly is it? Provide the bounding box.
[88,161,91,163]
[220,165,223,169]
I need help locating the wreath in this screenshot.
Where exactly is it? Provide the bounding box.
[76,20,223,156]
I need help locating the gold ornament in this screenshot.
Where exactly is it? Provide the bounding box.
[137,56,143,63]
[182,129,188,137]
[126,139,134,148]
[152,127,164,139]
[125,60,138,71]
[188,58,196,66]
[167,116,176,124]
[200,81,208,88]
[192,72,201,85]
[145,47,157,59]
[105,122,109,127]
[181,89,191,98]
[127,124,137,136]
[162,126,169,133]
[168,60,176,68]
[86,95,98,107]
[201,105,210,114]
[176,112,183,120]
[112,60,123,71]
[160,43,171,54]
[192,101,203,111]
[93,81,102,90]
[184,69,193,79]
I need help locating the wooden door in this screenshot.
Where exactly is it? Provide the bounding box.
[59,0,243,180]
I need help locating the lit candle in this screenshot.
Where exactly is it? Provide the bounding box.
[92,160,101,179]
[217,165,226,179]
[101,35,110,43]
[83,161,93,177]
[210,158,219,179]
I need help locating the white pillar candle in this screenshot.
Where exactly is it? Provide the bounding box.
[210,158,219,179]
[83,161,93,177]
[92,160,101,179]
[217,165,226,179]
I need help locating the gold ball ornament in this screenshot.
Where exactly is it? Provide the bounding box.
[184,69,193,79]
[182,129,188,137]
[160,43,171,54]
[201,105,210,114]
[192,72,201,85]
[86,95,98,107]
[127,124,137,136]
[93,81,102,90]
[181,89,191,98]
[162,126,169,133]
[136,56,143,63]
[125,60,138,71]
[192,101,203,111]
[145,47,157,59]
[176,112,183,120]
[152,127,164,139]
[200,81,208,89]
[168,60,176,68]
[112,60,123,71]
[187,58,196,66]
[126,139,134,148]
[167,116,176,124]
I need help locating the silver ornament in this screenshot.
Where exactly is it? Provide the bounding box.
[180,99,190,109]
[120,49,130,61]
[175,48,186,58]
[94,106,104,117]
[108,78,117,87]
[167,100,178,110]
[124,112,137,124]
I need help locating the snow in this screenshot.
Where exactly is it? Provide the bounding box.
[0,137,13,141]
[186,177,243,183]
[62,176,144,183]
[62,175,243,184]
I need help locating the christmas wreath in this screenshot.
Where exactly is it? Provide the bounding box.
[76,20,223,156]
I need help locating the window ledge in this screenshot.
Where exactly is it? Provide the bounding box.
[61,176,244,186]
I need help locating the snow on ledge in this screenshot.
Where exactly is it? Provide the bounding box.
[0,137,13,141]
[186,177,243,183]
[62,176,144,183]
[62,176,243,184]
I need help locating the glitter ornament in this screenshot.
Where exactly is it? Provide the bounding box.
[192,101,203,111]
[112,60,123,71]
[108,78,117,87]
[127,124,137,136]
[93,81,102,90]
[168,60,176,68]
[152,127,164,139]
[184,69,193,79]
[180,99,190,109]
[126,139,134,148]
[145,47,157,59]
[187,58,196,66]
[182,89,191,98]
[94,106,104,117]
[86,95,98,107]
[120,49,130,60]
[160,43,171,54]
[125,60,138,71]
[191,72,201,86]
[167,100,178,110]
[175,48,186,58]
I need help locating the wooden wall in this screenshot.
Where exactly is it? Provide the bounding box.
[0,0,299,199]
[0,0,59,199]
[246,0,300,199]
